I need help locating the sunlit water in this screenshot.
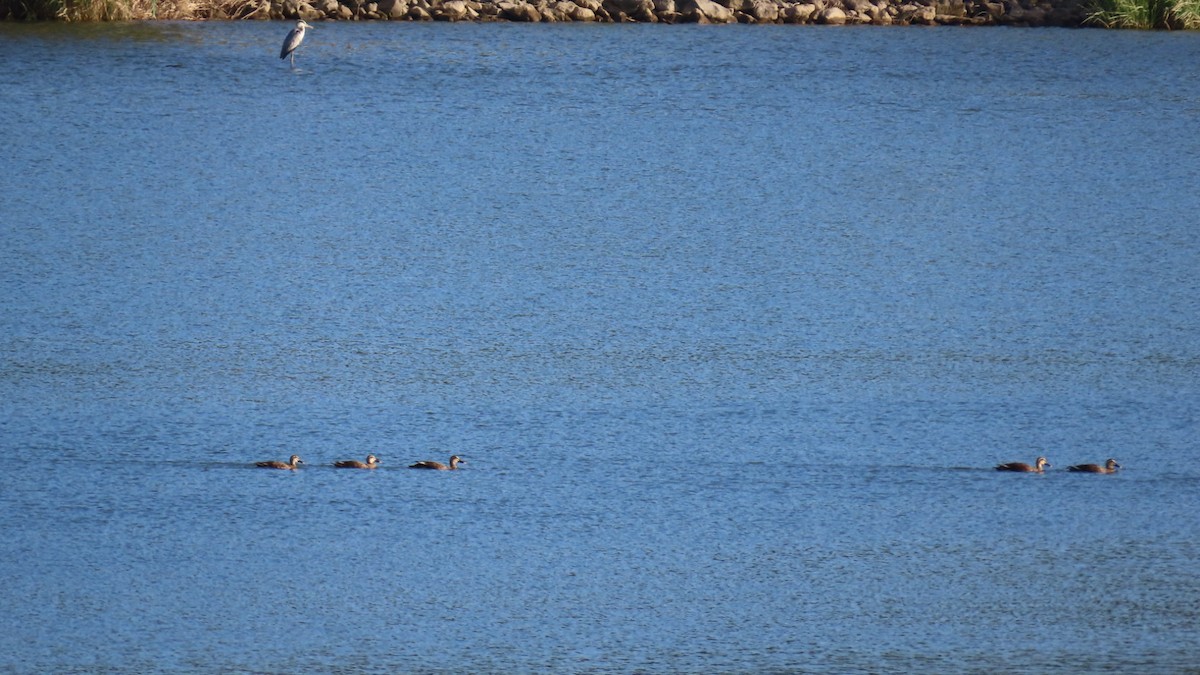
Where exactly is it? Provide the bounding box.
[2,21,1199,673]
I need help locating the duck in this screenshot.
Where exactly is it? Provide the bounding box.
[334,454,380,469]
[1068,458,1121,473]
[409,455,465,471]
[255,455,304,470]
[994,456,1050,473]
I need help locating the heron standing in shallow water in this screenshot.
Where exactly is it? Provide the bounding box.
[280,20,312,67]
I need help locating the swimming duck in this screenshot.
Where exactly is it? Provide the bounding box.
[334,454,380,469]
[1068,458,1121,473]
[256,455,304,470]
[994,456,1050,473]
[409,455,465,471]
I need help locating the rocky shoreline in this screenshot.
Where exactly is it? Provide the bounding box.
[257,0,1093,26]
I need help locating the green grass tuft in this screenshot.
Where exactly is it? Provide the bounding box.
[1086,0,1200,28]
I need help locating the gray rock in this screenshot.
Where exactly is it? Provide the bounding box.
[679,0,736,21]
[935,0,964,14]
[498,0,543,19]
[817,5,845,21]
[898,2,935,20]
[748,0,778,19]
[603,0,638,11]
[632,0,659,19]
[557,0,598,17]
[433,0,472,18]
[604,0,656,18]
[259,0,1085,23]
[377,0,408,16]
[782,3,816,21]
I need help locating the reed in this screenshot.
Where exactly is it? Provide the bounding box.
[1086,0,1200,28]
[2,0,259,19]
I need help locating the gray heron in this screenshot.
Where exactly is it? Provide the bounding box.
[280,20,312,67]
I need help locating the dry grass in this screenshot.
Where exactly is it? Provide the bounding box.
[2,0,262,19]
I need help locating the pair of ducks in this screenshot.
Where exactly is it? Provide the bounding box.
[994,457,1121,474]
[255,454,465,471]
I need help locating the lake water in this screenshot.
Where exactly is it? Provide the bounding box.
[1,20,1199,673]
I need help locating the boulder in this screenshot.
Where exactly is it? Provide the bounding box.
[782,3,817,21]
[604,0,656,18]
[433,0,472,17]
[747,0,779,19]
[1046,4,1083,24]
[498,0,543,18]
[817,5,845,21]
[898,2,936,20]
[632,0,659,19]
[678,0,736,21]
[935,0,965,14]
[377,0,408,16]
[557,0,598,18]
[1020,5,1046,22]
[474,1,501,16]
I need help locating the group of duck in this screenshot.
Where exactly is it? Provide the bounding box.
[995,457,1121,474]
[256,453,1117,474]
[254,454,465,471]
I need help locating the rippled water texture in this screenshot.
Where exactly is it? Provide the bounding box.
[2,22,1199,673]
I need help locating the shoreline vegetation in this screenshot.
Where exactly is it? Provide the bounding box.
[2,0,1198,28]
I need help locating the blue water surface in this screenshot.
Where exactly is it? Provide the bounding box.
[1,21,1199,673]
